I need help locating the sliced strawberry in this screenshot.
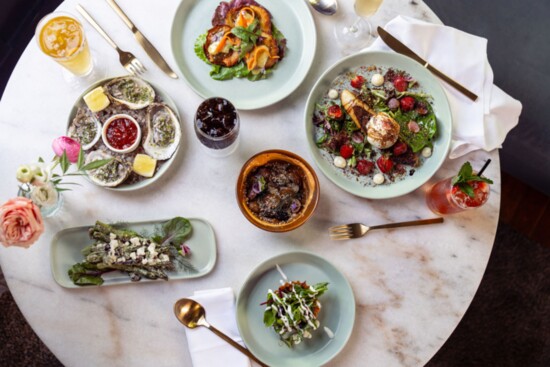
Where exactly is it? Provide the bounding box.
[400,96,415,112]
[327,105,343,120]
[394,76,408,92]
[393,141,408,156]
[350,75,365,89]
[376,155,393,173]
[356,159,374,175]
[339,144,354,159]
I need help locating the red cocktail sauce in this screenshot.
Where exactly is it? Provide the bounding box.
[106,118,138,150]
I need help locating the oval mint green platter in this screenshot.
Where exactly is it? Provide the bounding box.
[304,51,452,199]
[236,251,355,367]
[170,0,316,110]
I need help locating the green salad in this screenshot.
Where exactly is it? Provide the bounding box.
[263,272,329,347]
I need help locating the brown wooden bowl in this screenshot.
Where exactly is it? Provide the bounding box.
[236,149,320,232]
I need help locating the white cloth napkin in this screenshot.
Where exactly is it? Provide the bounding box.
[185,288,251,367]
[365,16,522,158]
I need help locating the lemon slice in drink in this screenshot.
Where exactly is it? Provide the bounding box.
[83,87,110,112]
[133,154,157,178]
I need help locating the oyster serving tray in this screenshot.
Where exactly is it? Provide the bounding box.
[51,217,217,288]
[67,76,182,191]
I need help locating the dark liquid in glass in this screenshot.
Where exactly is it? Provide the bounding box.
[195,98,239,150]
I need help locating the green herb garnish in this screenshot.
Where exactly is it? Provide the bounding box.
[451,161,493,198]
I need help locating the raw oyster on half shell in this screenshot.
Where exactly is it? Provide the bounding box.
[68,108,102,150]
[85,150,131,187]
[143,103,181,160]
[105,76,155,110]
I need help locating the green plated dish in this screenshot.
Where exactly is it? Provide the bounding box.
[50,218,216,288]
[304,51,453,199]
[171,0,316,110]
[67,76,182,192]
[236,251,355,367]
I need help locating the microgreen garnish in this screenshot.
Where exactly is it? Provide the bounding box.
[451,161,493,198]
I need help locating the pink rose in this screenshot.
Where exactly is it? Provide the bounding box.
[52,136,81,163]
[0,197,44,248]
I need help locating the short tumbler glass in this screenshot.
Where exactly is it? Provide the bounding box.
[194,97,240,157]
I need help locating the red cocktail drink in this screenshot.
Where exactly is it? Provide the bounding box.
[426,176,490,215]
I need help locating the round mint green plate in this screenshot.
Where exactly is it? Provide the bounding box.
[171,0,316,110]
[67,76,181,192]
[236,251,355,367]
[304,51,452,199]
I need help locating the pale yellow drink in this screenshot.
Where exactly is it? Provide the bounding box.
[37,14,93,76]
[355,0,384,17]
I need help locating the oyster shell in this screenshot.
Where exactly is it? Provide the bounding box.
[105,77,155,110]
[68,108,101,150]
[85,150,131,187]
[143,103,181,160]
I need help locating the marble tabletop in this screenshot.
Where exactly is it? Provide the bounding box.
[0,0,500,366]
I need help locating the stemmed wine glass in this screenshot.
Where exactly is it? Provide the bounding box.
[334,0,384,54]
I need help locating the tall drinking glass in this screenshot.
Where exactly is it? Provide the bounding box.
[334,0,384,54]
[36,12,94,77]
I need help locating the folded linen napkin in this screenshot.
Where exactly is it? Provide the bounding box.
[365,15,522,158]
[185,288,251,367]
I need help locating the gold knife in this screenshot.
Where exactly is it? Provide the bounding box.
[377,26,478,102]
[105,0,178,79]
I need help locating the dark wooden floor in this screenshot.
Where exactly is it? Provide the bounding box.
[501,172,550,247]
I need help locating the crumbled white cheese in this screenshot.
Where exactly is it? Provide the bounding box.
[160,254,169,262]
[327,89,338,99]
[109,239,119,251]
[137,247,146,256]
[109,233,116,240]
[421,147,432,158]
[130,237,141,246]
[373,173,385,185]
[334,156,347,168]
[129,252,137,260]
[141,258,148,265]
[117,257,126,263]
[147,243,156,253]
[371,73,384,86]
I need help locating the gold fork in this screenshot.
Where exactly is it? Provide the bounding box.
[329,217,444,240]
[77,5,146,76]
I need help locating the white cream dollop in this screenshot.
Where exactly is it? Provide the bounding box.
[328,89,339,99]
[371,73,384,86]
[373,173,385,185]
[422,147,433,158]
[334,156,347,168]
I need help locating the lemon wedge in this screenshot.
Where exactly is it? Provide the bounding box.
[133,154,157,178]
[83,87,110,112]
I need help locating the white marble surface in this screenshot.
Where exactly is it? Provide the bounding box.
[0,0,500,366]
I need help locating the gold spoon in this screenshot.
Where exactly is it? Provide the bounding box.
[173,298,268,367]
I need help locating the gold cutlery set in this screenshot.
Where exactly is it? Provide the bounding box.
[77,0,177,78]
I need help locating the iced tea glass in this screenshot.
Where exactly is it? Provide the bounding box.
[36,12,93,76]
[426,176,490,216]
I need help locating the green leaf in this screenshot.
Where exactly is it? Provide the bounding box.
[452,161,493,197]
[60,151,70,174]
[272,24,286,42]
[194,33,209,63]
[77,147,85,170]
[263,309,276,327]
[161,217,193,248]
[80,158,113,171]
[38,157,45,163]
[458,183,475,198]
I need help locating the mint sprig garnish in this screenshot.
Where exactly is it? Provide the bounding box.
[451,162,493,198]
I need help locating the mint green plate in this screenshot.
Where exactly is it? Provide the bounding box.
[171,0,316,110]
[67,76,182,192]
[50,218,216,288]
[236,251,355,367]
[304,51,452,199]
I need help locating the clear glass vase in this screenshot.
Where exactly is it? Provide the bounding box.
[20,182,64,218]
